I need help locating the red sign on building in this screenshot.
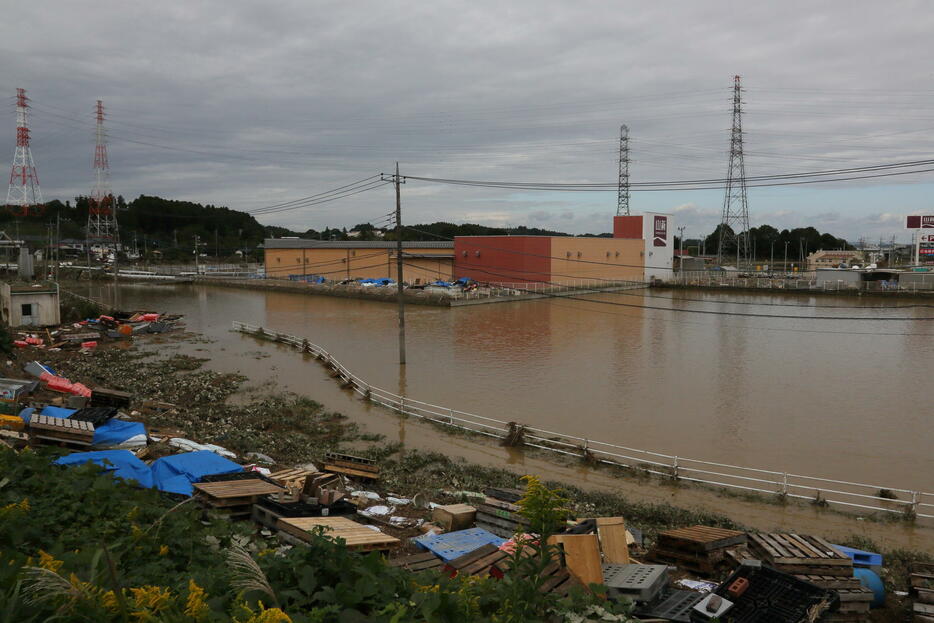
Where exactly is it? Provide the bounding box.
[906,215,934,228]
[653,215,668,247]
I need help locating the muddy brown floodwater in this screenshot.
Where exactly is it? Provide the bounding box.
[76,282,933,548]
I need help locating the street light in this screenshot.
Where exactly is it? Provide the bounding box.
[784,240,790,275]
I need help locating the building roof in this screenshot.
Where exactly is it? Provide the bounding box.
[264,239,453,250]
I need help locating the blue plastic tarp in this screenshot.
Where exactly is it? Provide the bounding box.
[55,450,154,488]
[18,407,35,425]
[40,406,77,419]
[432,280,452,287]
[456,277,471,285]
[149,450,243,496]
[93,420,147,447]
[375,278,394,286]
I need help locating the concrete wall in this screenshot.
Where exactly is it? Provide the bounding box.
[548,237,644,284]
[264,247,452,283]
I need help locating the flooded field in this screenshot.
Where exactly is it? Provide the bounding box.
[78,282,933,493]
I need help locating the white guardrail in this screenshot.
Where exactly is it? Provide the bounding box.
[232,320,932,522]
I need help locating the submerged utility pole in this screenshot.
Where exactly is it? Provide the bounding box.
[393,162,406,365]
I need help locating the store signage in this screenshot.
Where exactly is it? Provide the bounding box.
[906,215,934,228]
[653,215,668,247]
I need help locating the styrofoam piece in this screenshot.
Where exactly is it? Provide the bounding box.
[602,563,669,602]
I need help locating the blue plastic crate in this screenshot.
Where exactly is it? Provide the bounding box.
[832,544,882,567]
[413,528,506,562]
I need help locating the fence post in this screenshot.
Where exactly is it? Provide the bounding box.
[781,472,788,497]
[909,491,919,517]
[400,396,405,415]
[672,456,679,480]
[449,408,455,425]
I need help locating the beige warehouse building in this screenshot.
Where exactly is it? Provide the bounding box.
[263,239,454,284]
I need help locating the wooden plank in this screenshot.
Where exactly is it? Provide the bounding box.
[785,533,828,559]
[807,535,850,560]
[323,464,379,480]
[758,533,795,559]
[547,534,602,588]
[596,517,630,565]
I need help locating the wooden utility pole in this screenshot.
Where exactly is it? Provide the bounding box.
[394,162,406,365]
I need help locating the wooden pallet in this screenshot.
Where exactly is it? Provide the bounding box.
[444,543,506,577]
[747,533,852,567]
[269,468,318,487]
[90,387,132,409]
[29,414,95,445]
[193,479,285,508]
[656,525,746,551]
[323,452,379,480]
[276,516,400,552]
[388,551,445,573]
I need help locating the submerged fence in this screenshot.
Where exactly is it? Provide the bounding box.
[232,320,932,522]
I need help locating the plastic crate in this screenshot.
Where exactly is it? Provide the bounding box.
[634,589,704,622]
[832,544,882,567]
[413,528,506,562]
[690,562,838,622]
[602,563,669,602]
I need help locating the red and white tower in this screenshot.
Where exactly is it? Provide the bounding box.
[87,99,118,245]
[6,88,43,216]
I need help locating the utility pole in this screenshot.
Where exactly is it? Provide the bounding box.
[770,238,775,273]
[677,225,685,267]
[784,240,789,274]
[54,212,60,282]
[194,235,200,275]
[393,162,406,365]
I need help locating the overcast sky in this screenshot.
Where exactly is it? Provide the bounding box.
[2,1,933,242]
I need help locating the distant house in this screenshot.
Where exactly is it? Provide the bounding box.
[0,282,60,327]
[806,249,863,270]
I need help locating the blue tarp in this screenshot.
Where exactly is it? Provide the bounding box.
[40,406,77,419]
[455,277,471,285]
[93,420,146,447]
[55,450,154,488]
[149,450,243,496]
[432,280,452,287]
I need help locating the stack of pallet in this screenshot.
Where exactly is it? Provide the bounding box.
[388,551,445,574]
[648,525,746,576]
[911,562,934,622]
[323,452,379,480]
[192,479,285,519]
[475,497,530,538]
[747,533,872,622]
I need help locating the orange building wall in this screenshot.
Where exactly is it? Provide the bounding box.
[548,238,644,284]
[264,247,452,283]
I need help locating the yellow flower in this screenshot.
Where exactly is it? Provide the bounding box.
[234,601,292,623]
[19,498,29,512]
[184,579,209,621]
[158,545,169,556]
[131,524,144,539]
[37,550,64,573]
[127,506,140,521]
[128,585,173,620]
[100,590,119,612]
[0,498,29,517]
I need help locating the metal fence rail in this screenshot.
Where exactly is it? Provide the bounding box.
[232,320,932,522]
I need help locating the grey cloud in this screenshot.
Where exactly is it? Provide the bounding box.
[1,1,933,242]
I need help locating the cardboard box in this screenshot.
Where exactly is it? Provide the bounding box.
[432,504,477,532]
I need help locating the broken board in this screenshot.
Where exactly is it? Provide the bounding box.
[596,517,630,564]
[547,533,603,588]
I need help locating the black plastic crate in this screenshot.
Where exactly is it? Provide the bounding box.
[69,407,118,426]
[635,589,704,623]
[257,497,356,518]
[690,563,838,623]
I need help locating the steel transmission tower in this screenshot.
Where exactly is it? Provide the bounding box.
[87,100,118,248]
[6,88,43,216]
[717,75,750,267]
[617,124,630,216]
